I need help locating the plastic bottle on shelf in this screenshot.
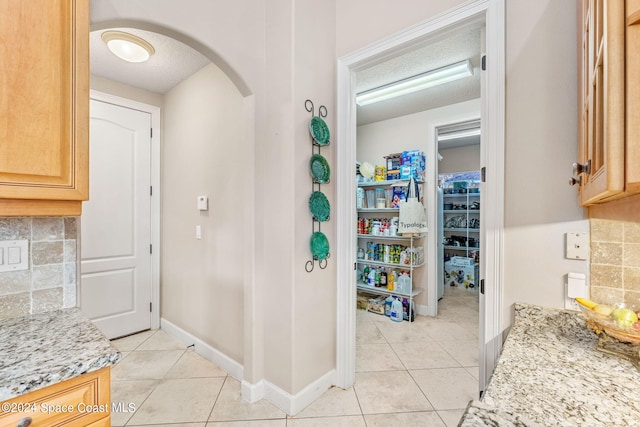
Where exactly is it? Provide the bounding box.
[363,265,370,283]
[384,296,394,317]
[380,270,387,287]
[390,297,403,322]
[402,298,415,322]
[387,269,395,291]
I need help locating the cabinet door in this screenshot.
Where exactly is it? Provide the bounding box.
[578,0,625,205]
[0,367,110,427]
[627,0,640,192]
[0,0,88,206]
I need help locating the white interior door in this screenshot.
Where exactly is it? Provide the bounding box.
[81,99,152,339]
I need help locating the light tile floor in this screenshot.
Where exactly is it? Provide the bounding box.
[110,286,479,426]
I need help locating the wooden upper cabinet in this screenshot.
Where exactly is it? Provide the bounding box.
[626,0,640,193]
[576,0,640,206]
[0,0,89,216]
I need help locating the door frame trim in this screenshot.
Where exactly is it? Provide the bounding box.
[335,0,505,390]
[88,90,161,330]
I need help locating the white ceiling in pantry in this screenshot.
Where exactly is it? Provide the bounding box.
[356,25,482,130]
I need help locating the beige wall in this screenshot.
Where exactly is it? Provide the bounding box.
[502,0,589,325]
[291,0,337,394]
[91,75,164,108]
[439,145,480,174]
[161,64,247,364]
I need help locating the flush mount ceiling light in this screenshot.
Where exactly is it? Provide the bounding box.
[356,60,473,106]
[101,30,155,63]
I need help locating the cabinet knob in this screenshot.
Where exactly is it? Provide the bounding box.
[572,160,591,175]
[569,176,582,186]
[17,418,32,427]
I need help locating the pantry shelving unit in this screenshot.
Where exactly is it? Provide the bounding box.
[356,178,426,321]
[441,189,480,290]
[441,191,480,258]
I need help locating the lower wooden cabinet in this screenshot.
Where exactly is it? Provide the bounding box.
[0,367,111,427]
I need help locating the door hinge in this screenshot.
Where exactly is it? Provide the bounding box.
[480,279,485,294]
[150,186,153,196]
[354,263,357,270]
[150,244,153,254]
[481,55,486,70]
[481,167,486,182]
[150,302,152,312]
[150,128,153,138]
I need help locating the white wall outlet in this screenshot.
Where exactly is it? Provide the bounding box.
[0,240,28,272]
[566,232,589,260]
[564,296,581,311]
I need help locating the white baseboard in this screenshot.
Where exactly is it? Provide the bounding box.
[241,379,264,403]
[162,318,334,416]
[416,304,429,316]
[243,370,335,416]
[160,317,243,381]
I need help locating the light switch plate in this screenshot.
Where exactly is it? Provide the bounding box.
[0,240,28,272]
[566,232,589,260]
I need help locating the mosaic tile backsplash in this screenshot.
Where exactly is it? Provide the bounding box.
[0,217,78,320]
[590,218,640,307]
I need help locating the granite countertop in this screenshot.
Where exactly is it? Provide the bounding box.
[0,308,121,401]
[460,303,640,427]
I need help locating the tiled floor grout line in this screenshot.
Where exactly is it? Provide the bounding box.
[206,374,230,424]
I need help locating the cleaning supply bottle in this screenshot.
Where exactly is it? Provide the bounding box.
[390,297,403,322]
[402,298,415,322]
[384,296,394,317]
[387,269,395,291]
[368,267,376,285]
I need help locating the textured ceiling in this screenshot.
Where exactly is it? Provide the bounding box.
[356,26,482,128]
[90,28,210,94]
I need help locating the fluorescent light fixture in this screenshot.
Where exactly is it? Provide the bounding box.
[356,60,473,106]
[102,31,155,63]
[438,128,481,141]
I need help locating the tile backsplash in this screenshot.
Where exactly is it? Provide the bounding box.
[0,217,78,320]
[590,218,640,307]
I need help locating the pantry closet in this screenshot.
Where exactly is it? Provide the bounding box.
[437,121,481,301]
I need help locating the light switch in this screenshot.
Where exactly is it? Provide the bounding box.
[566,232,589,260]
[196,225,202,239]
[7,246,21,264]
[0,240,28,272]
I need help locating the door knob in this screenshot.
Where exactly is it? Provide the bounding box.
[569,176,582,186]
[572,160,591,175]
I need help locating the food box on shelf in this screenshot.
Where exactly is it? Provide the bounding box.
[391,186,407,208]
[400,150,426,181]
[450,256,475,266]
[444,260,479,290]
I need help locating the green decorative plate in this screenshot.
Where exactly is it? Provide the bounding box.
[309,116,330,145]
[310,154,330,183]
[309,191,330,222]
[310,231,330,260]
